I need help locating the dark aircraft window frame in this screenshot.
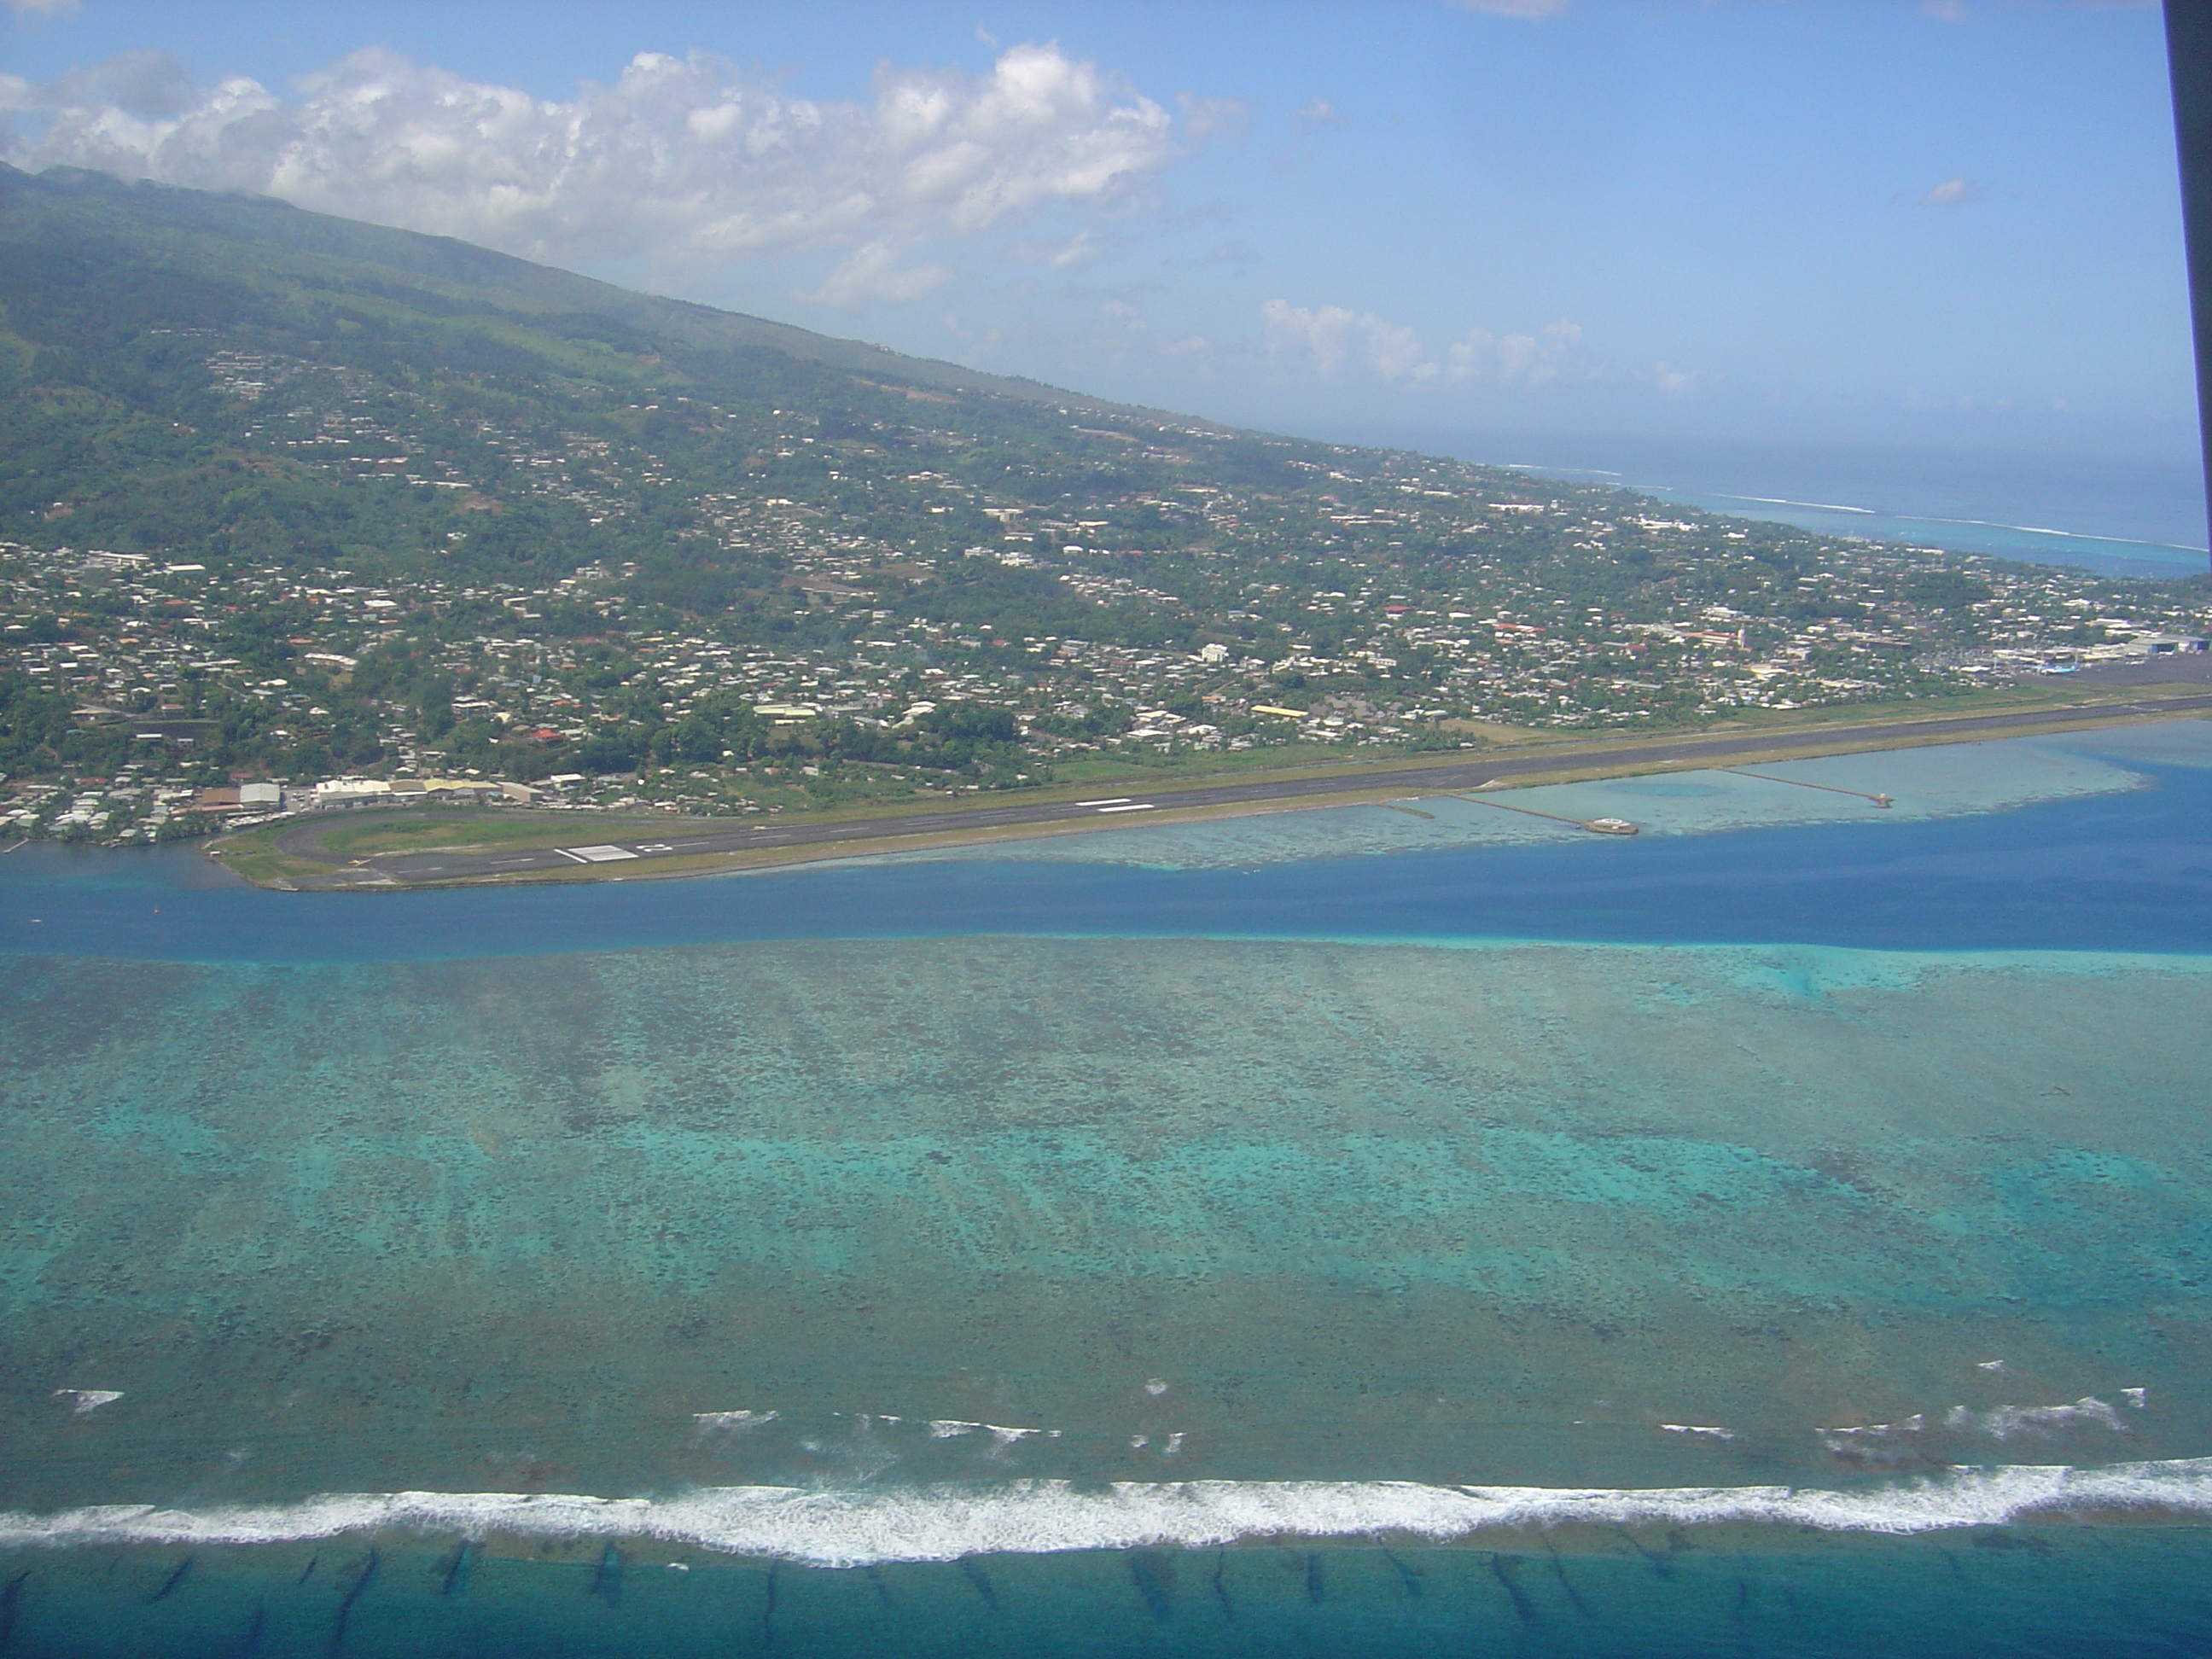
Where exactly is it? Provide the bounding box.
[2164,0,2212,563]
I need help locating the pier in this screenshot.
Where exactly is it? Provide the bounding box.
[1450,791,1639,835]
[1720,768,1892,807]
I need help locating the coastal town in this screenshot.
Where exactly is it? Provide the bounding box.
[0,201,2203,849]
[3,464,2206,844]
[6,172,2209,850]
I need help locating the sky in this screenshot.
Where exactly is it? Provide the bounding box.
[0,0,2194,469]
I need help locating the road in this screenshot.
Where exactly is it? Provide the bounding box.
[341,694,2212,886]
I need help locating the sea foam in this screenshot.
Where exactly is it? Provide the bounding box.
[5,1463,2212,1569]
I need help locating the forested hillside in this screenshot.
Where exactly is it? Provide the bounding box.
[3,161,2200,839]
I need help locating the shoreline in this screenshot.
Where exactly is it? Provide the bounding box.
[207,686,2212,892]
[10,1466,2212,1566]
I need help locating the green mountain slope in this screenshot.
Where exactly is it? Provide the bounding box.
[0,160,1247,585]
[4,160,2190,816]
[0,161,1127,401]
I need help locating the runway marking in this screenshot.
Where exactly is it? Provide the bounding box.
[345,698,2212,886]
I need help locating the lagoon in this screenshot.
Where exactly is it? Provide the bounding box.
[3,721,2211,1655]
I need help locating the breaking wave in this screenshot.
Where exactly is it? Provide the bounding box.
[1820,1392,2149,1454]
[5,1461,2212,1569]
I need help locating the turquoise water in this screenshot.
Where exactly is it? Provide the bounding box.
[11,1531,2212,1656]
[3,725,2211,1654]
[1624,487,2209,577]
[1356,430,2212,576]
[885,724,2188,871]
[6,724,2212,963]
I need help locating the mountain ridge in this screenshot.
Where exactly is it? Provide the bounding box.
[0,160,1155,419]
[3,159,2199,832]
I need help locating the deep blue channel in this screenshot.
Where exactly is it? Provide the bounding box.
[3,760,2209,963]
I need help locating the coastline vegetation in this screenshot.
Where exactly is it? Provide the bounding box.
[3,161,2205,853]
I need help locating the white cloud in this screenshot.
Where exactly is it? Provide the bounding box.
[1448,0,1573,17]
[797,242,949,307]
[1011,230,1103,269]
[1920,0,1971,20]
[1264,300,1585,387]
[1918,177,1985,207]
[1446,319,1581,385]
[1262,299,1432,381]
[1291,96,1342,131]
[1177,92,1249,144]
[2,42,1181,282]
[3,0,79,15]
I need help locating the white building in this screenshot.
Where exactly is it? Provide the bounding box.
[313,778,391,802]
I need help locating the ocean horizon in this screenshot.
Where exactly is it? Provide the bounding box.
[1306,429,2212,578]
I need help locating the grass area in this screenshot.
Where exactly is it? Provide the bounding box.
[1042,680,2192,793]
[210,843,350,888]
[240,748,1421,865]
[1038,740,1400,785]
[225,806,719,866]
[309,810,690,859]
[1699,678,2173,731]
[212,679,2209,882]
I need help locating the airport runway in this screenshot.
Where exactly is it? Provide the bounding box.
[353,694,2212,885]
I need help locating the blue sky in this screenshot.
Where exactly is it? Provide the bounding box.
[0,1,2192,466]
